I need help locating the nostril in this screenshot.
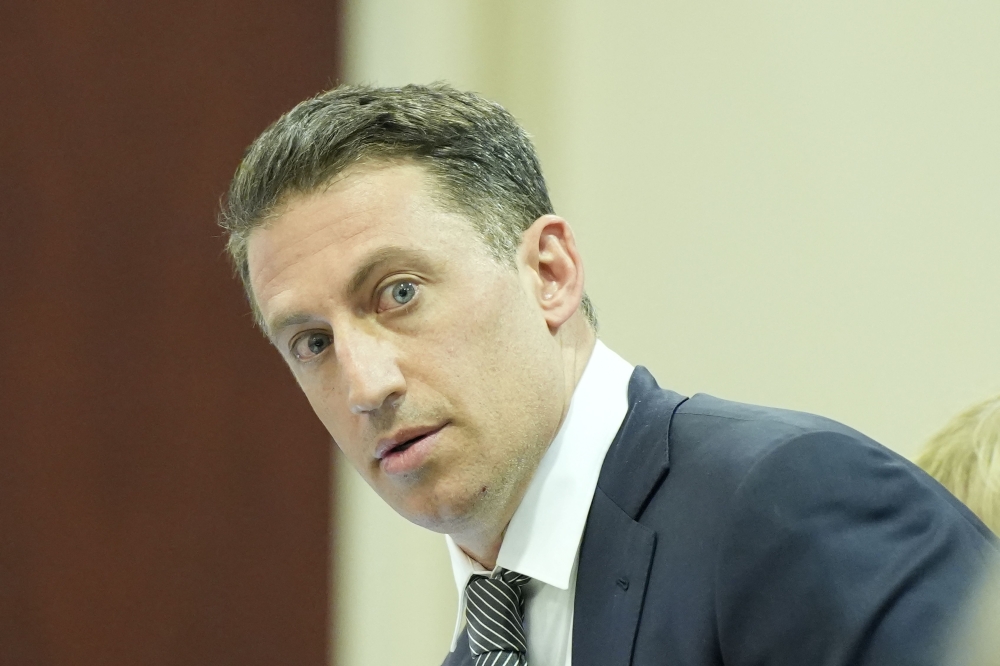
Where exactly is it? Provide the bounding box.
[341,344,406,415]
[349,388,405,415]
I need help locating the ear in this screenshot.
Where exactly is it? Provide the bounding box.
[517,215,586,333]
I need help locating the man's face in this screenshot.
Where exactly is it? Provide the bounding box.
[247,163,564,533]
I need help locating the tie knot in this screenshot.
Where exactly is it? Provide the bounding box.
[491,568,531,590]
[465,569,531,661]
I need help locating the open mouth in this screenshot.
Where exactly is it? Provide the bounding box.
[386,438,419,456]
[376,424,445,461]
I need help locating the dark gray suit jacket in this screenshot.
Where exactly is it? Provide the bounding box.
[443,368,997,666]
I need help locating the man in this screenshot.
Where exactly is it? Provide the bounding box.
[219,83,996,666]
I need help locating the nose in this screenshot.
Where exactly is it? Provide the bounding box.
[335,327,406,415]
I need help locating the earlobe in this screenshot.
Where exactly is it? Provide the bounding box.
[520,214,585,332]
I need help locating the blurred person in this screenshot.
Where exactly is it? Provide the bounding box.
[917,395,1000,534]
[218,84,997,666]
[916,398,1000,666]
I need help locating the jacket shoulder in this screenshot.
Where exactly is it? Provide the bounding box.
[677,393,863,436]
[671,393,873,468]
[630,391,995,665]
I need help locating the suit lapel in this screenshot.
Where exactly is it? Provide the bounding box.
[572,367,687,666]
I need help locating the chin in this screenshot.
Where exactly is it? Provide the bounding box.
[392,483,487,535]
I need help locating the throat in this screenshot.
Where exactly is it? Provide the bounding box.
[453,526,506,571]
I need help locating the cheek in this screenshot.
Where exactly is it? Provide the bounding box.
[437,285,545,400]
[435,296,511,374]
[295,371,355,444]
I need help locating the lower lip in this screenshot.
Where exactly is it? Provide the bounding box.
[379,426,445,476]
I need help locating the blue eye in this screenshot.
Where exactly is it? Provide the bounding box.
[377,280,419,312]
[391,282,416,305]
[307,333,330,353]
[291,331,332,360]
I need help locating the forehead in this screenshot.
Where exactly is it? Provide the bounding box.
[246,163,487,318]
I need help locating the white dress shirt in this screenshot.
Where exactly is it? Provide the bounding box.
[446,340,635,666]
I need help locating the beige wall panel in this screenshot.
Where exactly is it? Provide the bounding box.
[549,2,1000,458]
[344,0,482,89]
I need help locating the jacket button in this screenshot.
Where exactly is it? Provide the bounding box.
[616,576,629,591]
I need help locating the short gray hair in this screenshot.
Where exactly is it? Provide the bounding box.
[218,83,597,329]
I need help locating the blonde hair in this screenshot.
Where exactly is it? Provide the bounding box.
[917,395,1000,534]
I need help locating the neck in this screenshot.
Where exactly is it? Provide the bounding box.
[454,322,597,570]
[457,531,504,571]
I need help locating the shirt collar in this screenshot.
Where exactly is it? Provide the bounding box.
[445,340,635,648]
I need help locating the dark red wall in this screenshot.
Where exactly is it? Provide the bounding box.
[0,2,340,664]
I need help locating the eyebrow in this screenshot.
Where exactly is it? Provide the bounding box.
[267,312,316,339]
[344,246,426,297]
[265,246,430,339]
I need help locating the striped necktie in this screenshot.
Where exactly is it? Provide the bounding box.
[465,568,531,666]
